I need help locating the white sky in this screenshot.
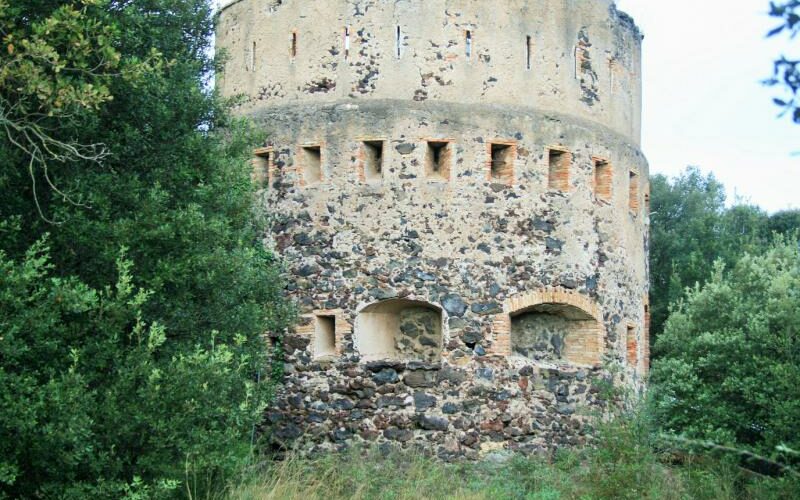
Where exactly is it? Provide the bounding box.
[616,0,799,212]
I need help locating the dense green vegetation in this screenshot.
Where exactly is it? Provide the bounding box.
[648,168,799,340]
[1,1,291,498]
[651,237,800,468]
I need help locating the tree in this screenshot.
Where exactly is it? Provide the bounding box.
[766,1,800,122]
[1,0,293,497]
[649,168,730,340]
[648,168,797,343]
[650,238,800,464]
[0,0,159,220]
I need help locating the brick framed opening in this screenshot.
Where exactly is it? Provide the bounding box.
[314,315,337,359]
[629,170,640,212]
[252,147,274,189]
[593,157,612,202]
[425,140,452,182]
[491,288,605,365]
[301,145,323,186]
[626,324,638,367]
[361,140,384,183]
[488,141,516,184]
[547,147,572,192]
[354,299,443,363]
[510,304,602,366]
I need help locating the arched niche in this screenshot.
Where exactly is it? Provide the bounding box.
[354,299,443,363]
[492,288,605,366]
[511,304,601,366]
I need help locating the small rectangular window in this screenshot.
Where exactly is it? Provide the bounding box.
[548,148,571,192]
[629,170,640,212]
[314,315,337,358]
[291,31,298,59]
[253,148,273,189]
[489,142,516,183]
[593,158,612,202]
[362,140,384,183]
[302,145,322,185]
[425,141,451,181]
[465,30,472,59]
[526,35,532,71]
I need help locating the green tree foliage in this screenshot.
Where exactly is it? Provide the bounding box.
[0,242,270,498]
[1,0,293,497]
[766,1,800,122]
[650,239,800,464]
[649,167,798,341]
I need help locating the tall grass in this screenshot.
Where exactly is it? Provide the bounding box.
[228,418,799,500]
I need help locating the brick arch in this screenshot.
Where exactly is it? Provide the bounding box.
[490,288,605,366]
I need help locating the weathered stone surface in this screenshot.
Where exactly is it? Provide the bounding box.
[218,0,649,458]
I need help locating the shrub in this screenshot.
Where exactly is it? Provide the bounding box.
[650,238,800,466]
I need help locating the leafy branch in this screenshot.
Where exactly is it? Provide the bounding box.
[766,1,800,122]
[0,0,161,222]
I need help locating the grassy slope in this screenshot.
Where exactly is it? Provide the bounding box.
[228,420,799,500]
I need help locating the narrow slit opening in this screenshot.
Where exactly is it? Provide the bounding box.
[344,26,350,60]
[526,35,532,70]
[466,30,472,59]
[396,25,402,59]
[291,31,297,59]
[251,41,257,71]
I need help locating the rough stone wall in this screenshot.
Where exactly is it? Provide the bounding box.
[216,0,650,456]
[397,308,442,362]
[218,0,644,145]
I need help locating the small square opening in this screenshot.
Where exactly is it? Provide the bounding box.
[253,149,272,189]
[314,315,336,358]
[548,148,571,192]
[302,145,322,185]
[593,158,612,202]
[362,140,384,183]
[489,143,515,183]
[629,170,640,212]
[425,141,451,181]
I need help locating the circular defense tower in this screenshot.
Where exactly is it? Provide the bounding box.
[217,0,650,457]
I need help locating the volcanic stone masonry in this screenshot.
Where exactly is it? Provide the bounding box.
[216,0,650,458]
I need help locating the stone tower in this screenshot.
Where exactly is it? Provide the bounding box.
[217,0,650,457]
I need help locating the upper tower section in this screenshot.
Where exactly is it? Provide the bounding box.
[217,0,643,145]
